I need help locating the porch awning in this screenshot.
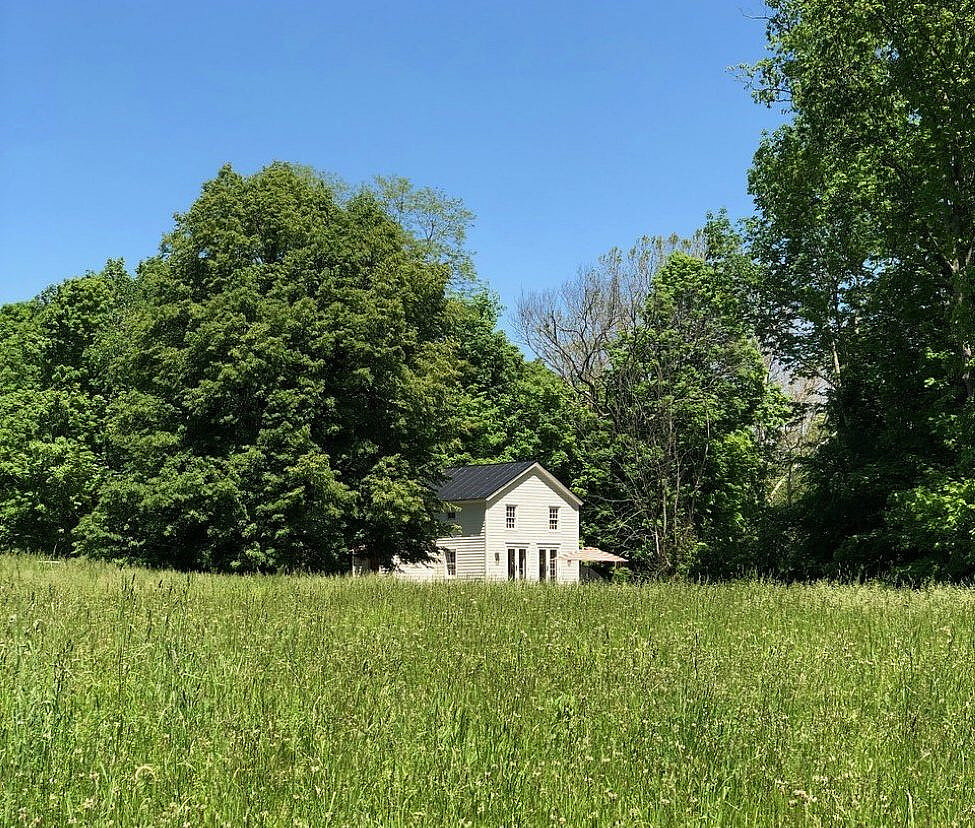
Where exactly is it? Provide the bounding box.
[559,547,628,564]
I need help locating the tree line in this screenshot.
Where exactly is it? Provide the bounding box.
[2,0,973,580]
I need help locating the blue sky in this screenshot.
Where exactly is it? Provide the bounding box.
[1,0,781,333]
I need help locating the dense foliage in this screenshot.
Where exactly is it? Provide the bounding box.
[84,165,468,572]
[575,250,787,576]
[0,263,130,557]
[1,167,462,571]
[747,0,975,580]
[516,219,789,577]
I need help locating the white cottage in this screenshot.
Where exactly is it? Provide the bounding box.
[393,461,584,583]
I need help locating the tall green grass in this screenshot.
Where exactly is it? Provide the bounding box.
[2,555,975,826]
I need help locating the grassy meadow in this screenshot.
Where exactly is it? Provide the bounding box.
[2,556,975,826]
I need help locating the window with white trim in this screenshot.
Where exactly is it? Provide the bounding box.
[444,549,456,577]
[549,506,559,530]
[505,504,516,529]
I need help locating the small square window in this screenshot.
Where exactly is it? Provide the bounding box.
[506,504,516,529]
[549,506,559,530]
[444,549,456,577]
[446,511,457,520]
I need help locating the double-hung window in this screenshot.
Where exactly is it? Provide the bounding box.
[506,504,516,529]
[549,506,559,530]
[444,549,457,577]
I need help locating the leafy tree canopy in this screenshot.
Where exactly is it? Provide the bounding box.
[75,163,460,572]
[747,0,975,579]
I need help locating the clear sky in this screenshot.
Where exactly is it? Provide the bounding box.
[0,0,781,333]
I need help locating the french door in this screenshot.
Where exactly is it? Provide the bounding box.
[507,547,527,580]
[539,548,558,582]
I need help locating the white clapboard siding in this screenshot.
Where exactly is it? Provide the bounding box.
[440,501,486,538]
[394,535,485,581]
[449,535,486,579]
[391,556,441,582]
[438,500,486,579]
[388,501,487,582]
[483,469,580,583]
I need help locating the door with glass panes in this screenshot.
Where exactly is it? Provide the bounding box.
[537,548,558,582]
[506,547,527,580]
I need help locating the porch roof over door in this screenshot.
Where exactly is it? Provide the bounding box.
[558,547,628,563]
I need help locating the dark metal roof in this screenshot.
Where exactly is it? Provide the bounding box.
[435,461,536,502]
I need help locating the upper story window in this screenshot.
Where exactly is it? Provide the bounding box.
[506,504,516,529]
[549,506,559,530]
[446,511,457,520]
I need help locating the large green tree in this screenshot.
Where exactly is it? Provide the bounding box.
[593,252,786,575]
[0,262,131,555]
[77,163,458,572]
[747,0,975,578]
[519,217,787,575]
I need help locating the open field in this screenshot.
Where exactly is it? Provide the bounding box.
[2,556,975,826]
